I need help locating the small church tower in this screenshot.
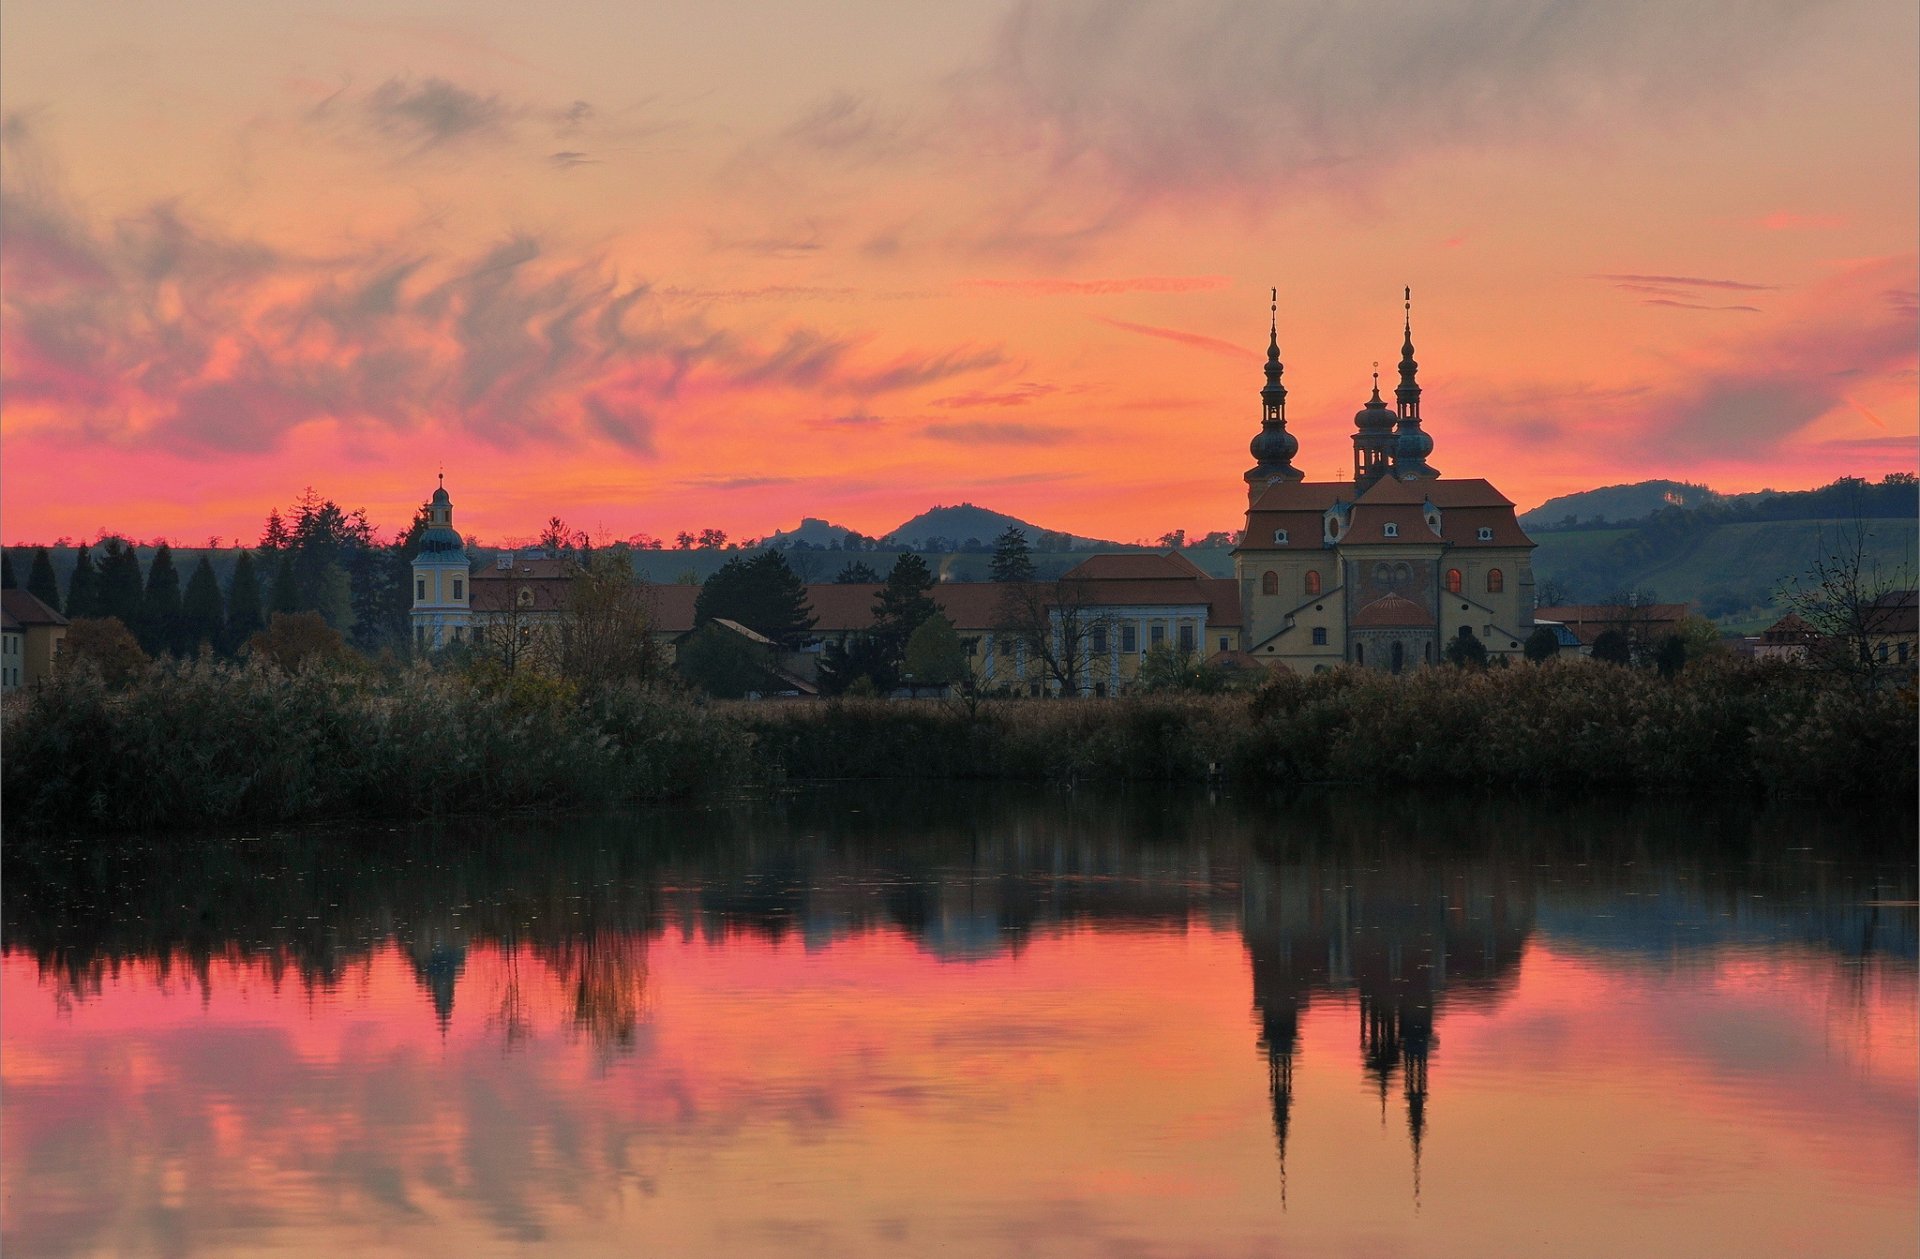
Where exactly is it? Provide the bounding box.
[409,476,471,650]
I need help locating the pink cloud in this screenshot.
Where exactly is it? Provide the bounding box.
[1094,317,1258,361]
[959,275,1231,296]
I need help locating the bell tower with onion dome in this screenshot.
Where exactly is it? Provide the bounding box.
[409,474,472,651]
[1244,289,1306,501]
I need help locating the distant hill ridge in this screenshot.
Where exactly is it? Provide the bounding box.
[763,502,1124,552]
[1522,473,1916,530]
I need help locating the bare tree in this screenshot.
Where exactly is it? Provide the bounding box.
[559,548,661,689]
[996,576,1116,696]
[1779,518,1916,693]
[469,589,559,676]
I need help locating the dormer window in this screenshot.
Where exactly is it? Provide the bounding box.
[1273,529,1288,544]
[1383,522,1399,538]
[1477,527,1494,542]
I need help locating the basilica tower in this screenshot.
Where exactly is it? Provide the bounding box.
[1244,290,1305,500]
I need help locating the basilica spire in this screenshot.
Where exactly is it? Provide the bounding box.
[1391,287,1439,480]
[1245,287,1305,498]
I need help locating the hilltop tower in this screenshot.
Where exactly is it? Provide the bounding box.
[1244,290,1305,500]
[409,475,472,650]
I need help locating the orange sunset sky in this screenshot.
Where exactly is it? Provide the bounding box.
[2,0,1915,546]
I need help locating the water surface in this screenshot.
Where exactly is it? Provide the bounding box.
[4,789,1914,1257]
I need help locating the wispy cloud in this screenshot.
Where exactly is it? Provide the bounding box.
[361,76,510,152]
[1095,316,1257,361]
[1596,273,1777,292]
[0,121,1005,457]
[959,275,1229,296]
[923,421,1065,445]
[929,382,1060,409]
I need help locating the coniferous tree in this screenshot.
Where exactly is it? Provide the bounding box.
[873,552,938,656]
[990,527,1035,583]
[136,543,184,655]
[66,544,100,619]
[180,555,225,653]
[269,551,299,614]
[97,539,145,626]
[693,550,816,649]
[26,547,61,612]
[225,550,265,652]
[834,560,881,584]
[0,550,15,589]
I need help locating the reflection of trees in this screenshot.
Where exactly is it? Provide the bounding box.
[3,785,1910,1062]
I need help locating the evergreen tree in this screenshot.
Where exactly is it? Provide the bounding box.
[66,544,100,619]
[135,543,184,655]
[873,552,938,655]
[180,555,226,653]
[818,633,900,696]
[97,539,144,626]
[693,551,817,649]
[1523,624,1560,663]
[990,527,1034,583]
[225,550,265,652]
[0,550,15,589]
[26,547,61,612]
[269,551,299,614]
[834,560,881,584]
[259,508,292,552]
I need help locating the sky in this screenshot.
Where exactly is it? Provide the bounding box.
[2,0,1915,547]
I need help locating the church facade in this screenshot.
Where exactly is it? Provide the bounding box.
[1232,291,1537,672]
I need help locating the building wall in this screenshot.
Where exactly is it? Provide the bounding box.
[1236,542,1534,673]
[23,624,65,684]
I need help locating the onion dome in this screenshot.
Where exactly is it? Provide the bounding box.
[415,476,467,558]
[1355,377,1395,431]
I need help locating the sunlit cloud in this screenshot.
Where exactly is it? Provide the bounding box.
[1094,317,1257,361]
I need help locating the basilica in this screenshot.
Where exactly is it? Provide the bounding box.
[1231,291,1536,671]
[411,290,1536,683]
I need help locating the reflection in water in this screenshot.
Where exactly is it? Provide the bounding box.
[3,788,1914,1258]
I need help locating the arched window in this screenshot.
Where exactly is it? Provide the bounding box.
[1354,642,1365,666]
[1261,570,1279,596]
[1486,568,1505,594]
[1304,570,1322,596]
[1445,568,1462,594]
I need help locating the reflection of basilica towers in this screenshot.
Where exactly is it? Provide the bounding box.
[1240,850,1532,1201]
[406,934,468,1032]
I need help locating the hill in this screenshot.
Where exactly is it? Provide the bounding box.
[1521,480,1722,529]
[762,517,857,548]
[881,503,1118,551]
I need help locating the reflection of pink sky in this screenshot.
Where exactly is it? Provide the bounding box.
[4,928,1913,1258]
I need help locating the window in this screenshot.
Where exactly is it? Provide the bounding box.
[517,586,534,608]
[453,578,464,601]
[1487,568,1504,593]
[1446,568,1462,594]
[415,625,426,647]
[1383,522,1399,538]
[451,626,464,643]
[1150,625,1165,647]
[998,637,1013,658]
[416,578,426,601]
[1122,625,1138,653]
[1219,636,1229,653]
[1901,642,1911,664]
[1094,682,1107,697]
[1354,642,1364,665]
[1092,625,1108,654]
[1273,529,1289,544]
[1304,570,1321,596]
[1262,571,1279,596]
[1477,527,1494,541]
[1179,624,1195,652]
[1312,627,1327,646]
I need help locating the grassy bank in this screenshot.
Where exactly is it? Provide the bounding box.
[4,657,1913,835]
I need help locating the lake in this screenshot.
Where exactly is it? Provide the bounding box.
[4,788,1914,1257]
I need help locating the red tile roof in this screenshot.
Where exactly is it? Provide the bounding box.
[1533,603,1689,646]
[1,588,70,630]
[1063,551,1210,581]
